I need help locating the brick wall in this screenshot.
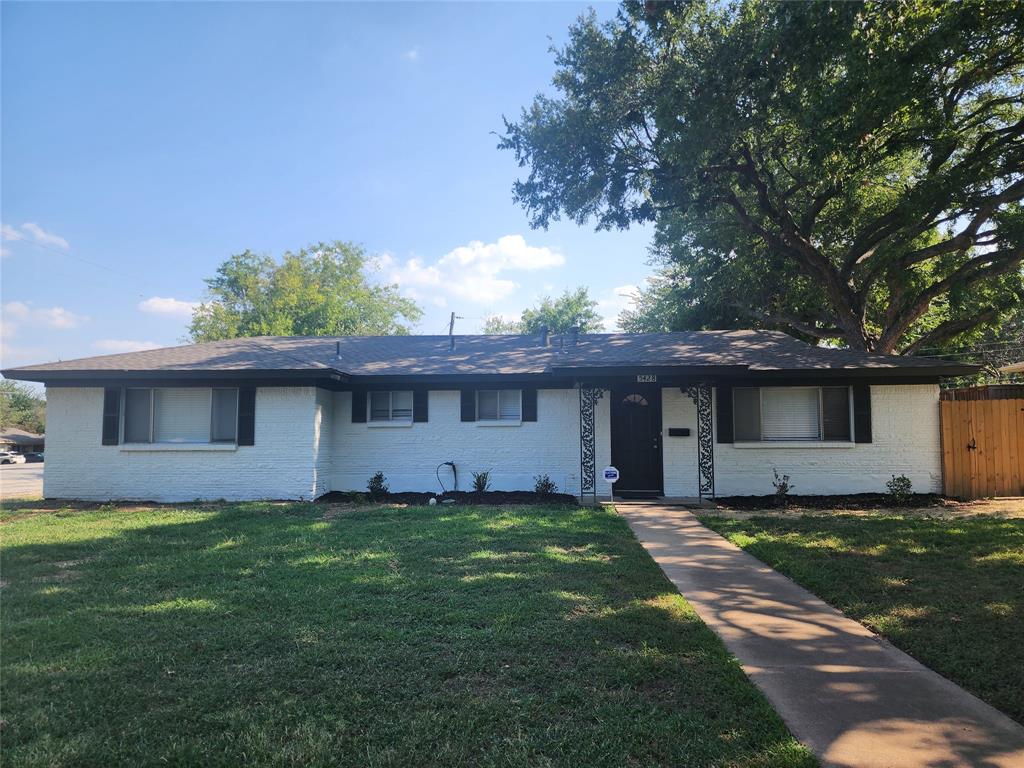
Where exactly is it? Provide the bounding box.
[43,386,321,501]
[40,382,940,501]
[711,383,942,496]
[328,389,611,496]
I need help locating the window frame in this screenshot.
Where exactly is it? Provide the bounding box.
[122,386,241,445]
[476,389,522,424]
[732,385,853,444]
[367,390,414,426]
[210,387,240,443]
[123,387,155,444]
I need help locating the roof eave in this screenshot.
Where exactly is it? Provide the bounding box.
[1,368,350,384]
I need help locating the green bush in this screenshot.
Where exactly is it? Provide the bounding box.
[771,468,794,508]
[886,474,913,505]
[534,474,558,496]
[367,472,389,500]
[471,470,492,494]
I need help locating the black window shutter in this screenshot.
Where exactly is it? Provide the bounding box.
[101,387,121,445]
[351,390,367,423]
[853,384,872,443]
[716,384,734,443]
[413,388,429,422]
[237,387,256,446]
[460,389,476,422]
[521,388,538,422]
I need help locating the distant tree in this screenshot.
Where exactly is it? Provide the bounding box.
[482,315,523,335]
[501,1,1024,354]
[0,381,45,434]
[189,242,423,342]
[483,287,604,334]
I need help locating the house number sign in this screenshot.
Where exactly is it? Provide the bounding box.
[636,374,657,383]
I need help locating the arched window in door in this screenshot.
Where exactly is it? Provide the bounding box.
[622,393,649,406]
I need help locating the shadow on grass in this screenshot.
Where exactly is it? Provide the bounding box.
[701,513,1024,725]
[2,503,813,768]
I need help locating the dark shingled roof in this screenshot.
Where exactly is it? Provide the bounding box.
[1,330,977,382]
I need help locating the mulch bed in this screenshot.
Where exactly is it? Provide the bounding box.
[315,490,578,506]
[712,493,950,511]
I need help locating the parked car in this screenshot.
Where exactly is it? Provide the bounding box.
[0,451,27,465]
[23,452,44,463]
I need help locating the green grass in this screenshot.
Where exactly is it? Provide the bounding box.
[1,502,814,767]
[700,512,1024,724]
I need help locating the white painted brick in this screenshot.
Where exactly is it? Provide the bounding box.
[40,382,939,501]
[712,384,942,496]
[329,389,610,497]
[662,388,701,497]
[43,387,321,501]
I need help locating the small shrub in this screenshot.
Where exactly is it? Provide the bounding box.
[886,474,913,505]
[367,471,389,500]
[471,470,492,494]
[534,474,558,497]
[771,468,794,507]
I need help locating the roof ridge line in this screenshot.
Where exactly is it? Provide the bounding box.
[246,338,339,373]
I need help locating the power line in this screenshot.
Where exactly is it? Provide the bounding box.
[4,237,160,296]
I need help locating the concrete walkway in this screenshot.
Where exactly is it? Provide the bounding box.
[618,503,1024,768]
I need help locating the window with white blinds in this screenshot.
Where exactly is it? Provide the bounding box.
[368,391,413,422]
[123,387,239,444]
[761,387,820,440]
[477,390,521,421]
[733,386,852,442]
[154,388,214,443]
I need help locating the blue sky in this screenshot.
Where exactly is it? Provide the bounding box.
[1,1,653,371]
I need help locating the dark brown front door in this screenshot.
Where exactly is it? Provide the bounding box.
[610,385,663,494]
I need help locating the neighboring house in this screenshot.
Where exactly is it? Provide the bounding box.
[0,330,975,502]
[0,427,44,454]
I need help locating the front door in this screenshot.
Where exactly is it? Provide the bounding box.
[610,385,663,495]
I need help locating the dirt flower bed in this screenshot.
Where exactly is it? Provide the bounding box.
[713,493,947,511]
[315,490,578,505]
[704,495,1024,519]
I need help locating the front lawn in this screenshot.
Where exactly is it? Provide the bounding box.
[1,502,813,767]
[699,512,1024,724]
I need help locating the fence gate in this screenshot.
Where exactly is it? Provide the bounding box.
[940,386,1024,499]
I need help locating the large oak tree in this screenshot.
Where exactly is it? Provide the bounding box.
[501,0,1024,354]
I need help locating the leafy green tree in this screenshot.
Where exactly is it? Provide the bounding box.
[483,287,604,334]
[0,381,45,434]
[482,315,522,335]
[189,242,422,342]
[502,1,1024,353]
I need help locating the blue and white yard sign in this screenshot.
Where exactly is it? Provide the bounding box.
[603,466,620,484]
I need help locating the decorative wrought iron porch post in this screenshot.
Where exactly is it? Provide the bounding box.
[578,386,604,501]
[685,383,715,500]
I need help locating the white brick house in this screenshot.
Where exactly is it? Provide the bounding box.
[1,330,972,502]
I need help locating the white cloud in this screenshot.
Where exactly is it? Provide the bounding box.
[402,46,420,62]
[2,301,88,332]
[1,222,69,250]
[138,296,198,317]
[596,284,639,331]
[92,339,161,354]
[379,235,565,305]
[1,303,88,365]
[0,342,52,370]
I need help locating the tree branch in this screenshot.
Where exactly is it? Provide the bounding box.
[900,309,1000,356]
[876,246,1024,353]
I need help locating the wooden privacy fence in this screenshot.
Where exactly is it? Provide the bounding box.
[940,386,1024,499]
